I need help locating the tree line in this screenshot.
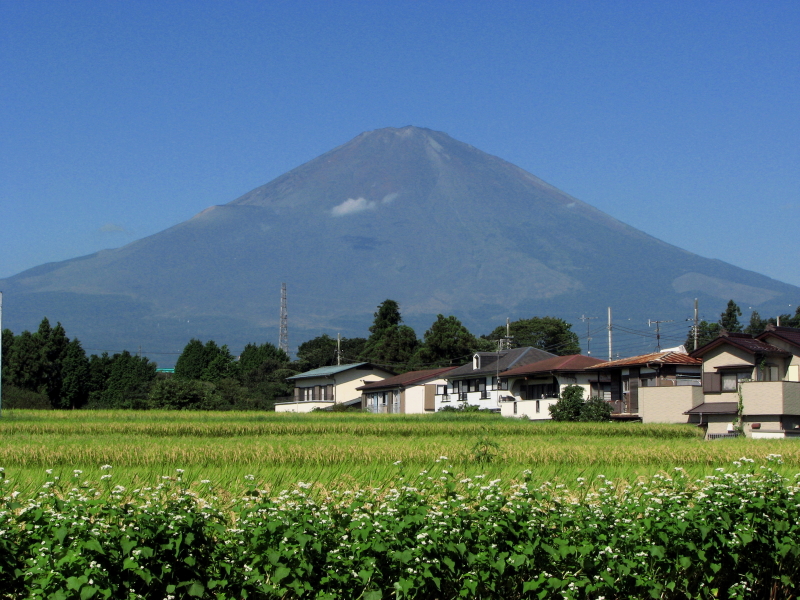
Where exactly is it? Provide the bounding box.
[1,303,580,410]
[685,300,800,350]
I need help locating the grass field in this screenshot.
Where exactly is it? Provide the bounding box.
[3,410,800,598]
[2,409,800,499]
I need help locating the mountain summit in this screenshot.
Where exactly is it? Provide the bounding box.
[2,126,796,356]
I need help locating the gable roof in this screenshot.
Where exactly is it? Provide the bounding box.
[587,350,702,369]
[287,362,392,380]
[501,354,606,378]
[445,347,555,379]
[690,331,789,359]
[356,367,456,391]
[758,325,800,350]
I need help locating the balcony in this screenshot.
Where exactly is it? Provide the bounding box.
[741,381,800,416]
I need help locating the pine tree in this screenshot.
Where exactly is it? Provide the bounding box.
[719,300,743,333]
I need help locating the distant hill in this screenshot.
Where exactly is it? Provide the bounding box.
[2,126,797,363]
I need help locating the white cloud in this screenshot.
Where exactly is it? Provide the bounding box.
[381,192,399,205]
[331,197,376,216]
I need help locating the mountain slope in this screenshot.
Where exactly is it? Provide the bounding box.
[2,126,796,359]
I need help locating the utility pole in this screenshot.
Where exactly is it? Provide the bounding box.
[580,314,598,355]
[279,283,289,356]
[648,319,673,352]
[337,333,341,366]
[693,298,699,350]
[607,307,613,361]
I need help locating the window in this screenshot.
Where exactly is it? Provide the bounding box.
[436,385,447,395]
[721,369,753,391]
[757,365,779,382]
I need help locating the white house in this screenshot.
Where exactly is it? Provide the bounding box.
[443,347,554,412]
[357,367,456,414]
[499,354,606,419]
[275,362,394,413]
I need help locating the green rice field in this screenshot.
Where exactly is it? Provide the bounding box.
[2,409,800,498]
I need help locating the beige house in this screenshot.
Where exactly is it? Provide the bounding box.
[585,349,703,423]
[357,367,456,414]
[498,354,605,419]
[688,327,800,438]
[275,362,394,413]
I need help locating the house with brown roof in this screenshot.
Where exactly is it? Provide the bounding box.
[688,327,800,438]
[356,367,456,414]
[585,349,703,423]
[443,347,555,411]
[498,354,606,419]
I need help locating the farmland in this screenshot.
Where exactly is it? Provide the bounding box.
[3,409,800,495]
[2,410,800,598]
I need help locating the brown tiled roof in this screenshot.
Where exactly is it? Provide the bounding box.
[356,367,456,391]
[684,402,738,415]
[690,332,790,358]
[586,351,702,369]
[502,354,606,378]
[759,325,800,350]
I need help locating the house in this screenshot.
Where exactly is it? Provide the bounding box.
[687,327,800,438]
[584,349,703,423]
[356,367,456,414]
[275,362,394,413]
[498,354,606,419]
[443,347,555,411]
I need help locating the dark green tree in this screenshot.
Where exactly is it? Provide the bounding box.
[369,300,402,336]
[410,315,479,368]
[58,338,90,409]
[238,342,289,377]
[200,343,237,383]
[362,300,418,369]
[148,378,216,410]
[548,384,585,421]
[363,325,418,369]
[98,351,157,409]
[719,300,743,333]
[174,339,207,380]
[484,317,580,355]
[295,335,338,371]
[340,337,368,362]
[87,352,114,404]
[774,306,800,328]
[1,328,13,381]
[744,311,768,336]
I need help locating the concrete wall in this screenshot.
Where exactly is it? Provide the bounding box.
[741,381,800,415]
[639,386,705,423]
[705,415,735,437]
[500,398,558,420]
[275,400,334,413]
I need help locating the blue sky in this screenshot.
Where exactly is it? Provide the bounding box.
[2,0,799,297]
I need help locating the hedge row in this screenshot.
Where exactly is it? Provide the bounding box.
[1,457,798,599]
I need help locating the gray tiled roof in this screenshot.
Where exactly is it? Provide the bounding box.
[445,347,555,379]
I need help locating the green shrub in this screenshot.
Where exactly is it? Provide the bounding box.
[0,385,51,409]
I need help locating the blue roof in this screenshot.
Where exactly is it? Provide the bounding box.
[286,362,371,380]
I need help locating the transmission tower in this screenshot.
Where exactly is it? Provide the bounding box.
[279,283,289,355]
